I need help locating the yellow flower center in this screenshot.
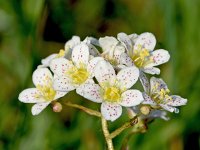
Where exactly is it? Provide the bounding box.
[130,46,153,68]
[103,86,121,103]
[151,88,172,104]
[36,85,56,101]
[66,64,89,85]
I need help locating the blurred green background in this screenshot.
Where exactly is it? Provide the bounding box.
[0,0,199,150]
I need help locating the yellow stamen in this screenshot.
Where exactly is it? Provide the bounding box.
[36,85,56,101]
[66,63,89,85]
[56,49,65,58]
[151,88,172,104]
[103,86,121,103]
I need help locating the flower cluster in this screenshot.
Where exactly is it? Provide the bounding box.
[19,32,187,121]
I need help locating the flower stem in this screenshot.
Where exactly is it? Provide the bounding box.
[64,102,101,117]
[108,116,138,139]
[101,117,114,150]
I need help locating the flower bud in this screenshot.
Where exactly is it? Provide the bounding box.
[140,105,151,115]
[52,102,62,113]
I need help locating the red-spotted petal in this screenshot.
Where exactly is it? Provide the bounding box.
[41,54,57,67]
[87,57,104,77]
[31,102,50,115]
[53,76,75,92]
[117,66,139,89]
[142,92,157,105]
[99,36,118,52]
[139,71,150,93]
[101,102,122,121]
[32,68,53,87]
[120,53,134,67]
[54,91,68,100]
[117,32,132,51]
[50,58,73,76]
[120,90,143,107]
[166,95,187,106]
[72,43,89,67]
[150,77,168,93]
[94,60,116,85]
[18,88,45,103]
[134,32,156,51]
[76,83,103,103]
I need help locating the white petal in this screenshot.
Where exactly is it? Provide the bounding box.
[117,32,132,51]
[88,44,100,56]
[150,77,168,93]
[72,43,89,67]
[99,36,118,52]
[134,32,156,51]
[139,71,150,93]
[41,54,57,67]
[147,110,169,121]
[120,90,143,107]
[143,67,160,75]
[117,66,139,89]
[65,35,81,49]
[101,102,122,121]
[142,92,157,105]
[18,88,45,103]
[53,76,75,92]
[31,102,50,115]
[147,49,170,67]
[94,60,116,85]
[32,68,53,86]
[128,33,138,44]
[83,36,100,46]
[113,45,125,64]
[120,53,134,67]
[50,58,73,76]
[76,83,103,103]
[87,57,104,77]
[166,95,187,106]
[54,91,68,100]
[160,104,178,113]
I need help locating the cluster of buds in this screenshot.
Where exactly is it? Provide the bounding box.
[18,32,187,122]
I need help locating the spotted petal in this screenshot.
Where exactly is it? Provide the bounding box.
[113,45,125,64]
[139,71,150,93]
[94,60,116,85]
[166,95,187,106]
[54,91,68,100]
[101,102,122,121]
[160,104,179,113]
[117,32,132,51]
[50,58,73,76]
[18,88,45,103]
[120,90,143,107]
[147,49,170,67]
[134,32,156,51]
[143,67,160,75]
[117,66,139,89]
[53,76,75,92]
[120,53,134,67]
[32,68,53,87]
[31,102,50,115]
[72,43,89,67]
[142,92,157,105]
[87,57,104,77]
[76,83,103,103]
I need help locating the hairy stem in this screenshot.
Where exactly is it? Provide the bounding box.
[64,102,101,117]
[108,116,138,139]
[101,117,114,150]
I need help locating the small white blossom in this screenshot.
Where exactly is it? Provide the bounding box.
[77,60,144,121]
[118,32,170,75]
[142,77,187,113]
[50,43,103,93]
[18,68,67,115]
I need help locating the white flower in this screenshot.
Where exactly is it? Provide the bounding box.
[118,32,170,75]
[18,68,68,115]
[50,43,103,92]
[142,77,187,113]
[77,60,144,121]
[99,36,125,66]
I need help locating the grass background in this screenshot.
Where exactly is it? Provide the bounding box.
[0,0,199,149]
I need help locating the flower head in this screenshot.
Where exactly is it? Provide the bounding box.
[50,43,103,92]
[18,68,67,115]
[118,32,170,75]
[142,77,187,113]
[77,60,144,121]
